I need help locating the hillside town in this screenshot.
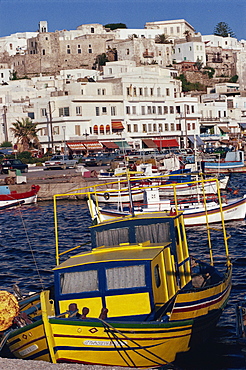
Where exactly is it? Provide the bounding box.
[0,19,246,155]
[2,17,246,370]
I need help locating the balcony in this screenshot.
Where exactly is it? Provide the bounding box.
[143,51,154,58]
[211,58,223,63]
[200,117,220,122]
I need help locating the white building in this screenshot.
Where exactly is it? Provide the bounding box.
[145,19,196,40]
[198,94,234,146]
[112,28,168,40]
[201,35,241,50]
[0,67,12,83]
[0,63,200,152]
[0,32,38,56]
[172,40,206,64]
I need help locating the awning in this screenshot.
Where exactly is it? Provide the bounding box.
[219,126,230,133]
[188,135,204,146]
[67,142,86,150]
[142,139,158,148]
[239,123,246,129]
[83,141,104,150]
[100,141,119,149]
[153,139,179,149]
[112,121,124,132]
[114,141,131,149]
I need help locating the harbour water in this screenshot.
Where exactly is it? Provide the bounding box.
[1,173,246,369]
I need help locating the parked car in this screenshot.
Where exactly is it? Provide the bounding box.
[44,155,78,170]
[94,153,117,166]
[81,156,97,167]
[0,159,28,174]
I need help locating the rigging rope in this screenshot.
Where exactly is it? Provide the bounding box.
[16,208,45,290]
[99,318,173,367]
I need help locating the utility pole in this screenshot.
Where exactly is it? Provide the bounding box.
[184,104,188,149]
[48,101,54,151]
[2,105,8,142]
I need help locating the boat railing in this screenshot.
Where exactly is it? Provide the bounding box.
[53,175,230,267]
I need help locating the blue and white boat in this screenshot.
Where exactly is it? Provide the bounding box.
[204,151,245,173]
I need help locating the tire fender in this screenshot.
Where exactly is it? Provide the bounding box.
[104,192,110,200]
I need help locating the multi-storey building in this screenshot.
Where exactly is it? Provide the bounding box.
[7,23,114,78]
[107,37,173,67]
[198,93,237,148]
[0,62,202,152]
[172,36,206,65]
[144,19,196,41]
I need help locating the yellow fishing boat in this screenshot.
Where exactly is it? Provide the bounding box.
[2,178,232,367]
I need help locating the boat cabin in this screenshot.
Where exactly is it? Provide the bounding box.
[53,213,191,321]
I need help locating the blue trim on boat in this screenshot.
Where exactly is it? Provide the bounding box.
[24,348,50,360]
[175,283,230,308]
[54,260,154,316]
[54,342,166,354]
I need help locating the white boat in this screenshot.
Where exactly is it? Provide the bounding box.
[93,169,229,204]
[204,151,245,173]
[158,176,229,197]
[97,162,161,180]
[88,185,246,226]
[91,186,144,204]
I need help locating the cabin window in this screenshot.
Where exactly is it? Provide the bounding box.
[60,270,99,294]
[106,265,146,290]
[96,227,129,247]
[154,264,161,288]
[135,223,170,244]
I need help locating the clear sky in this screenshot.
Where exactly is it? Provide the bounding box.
[0,0,245,40]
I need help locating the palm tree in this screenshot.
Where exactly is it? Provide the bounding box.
[184,30,191,42]
[10,117,41,152]
[155,34,171,44]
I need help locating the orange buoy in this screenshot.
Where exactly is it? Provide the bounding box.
[0,291,19,331]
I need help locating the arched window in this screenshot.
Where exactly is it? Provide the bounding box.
[93,125,98,134]
[100,125,104,134]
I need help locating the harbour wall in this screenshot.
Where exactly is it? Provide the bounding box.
[2,173,109,201]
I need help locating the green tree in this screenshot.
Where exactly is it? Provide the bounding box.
[10,117,41,152]
[96,53,109,67]
[0,141,12,147]
[229,75,238,83]
[214,22,235,37]
[155,34,171,44]
[104,23,127,30]
[176,74,205,92]
[194,59,203,70]
[203,66,215,79]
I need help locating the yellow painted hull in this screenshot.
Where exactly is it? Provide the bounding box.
[49,270,232,367]
[50,319,193,367]
[7,319,51,362]
[7,266,231,367]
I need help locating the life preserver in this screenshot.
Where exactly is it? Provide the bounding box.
[104,192,110,200]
